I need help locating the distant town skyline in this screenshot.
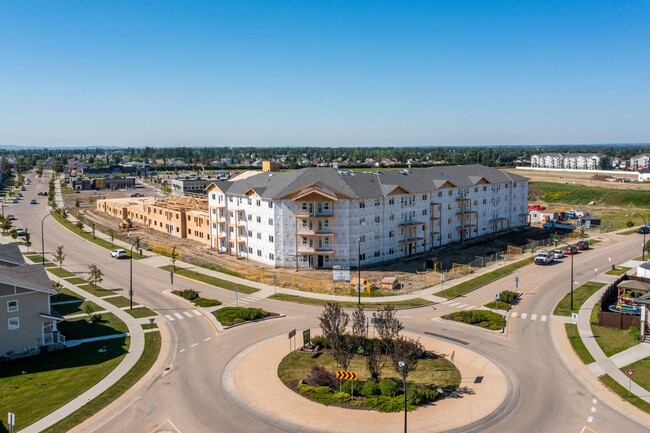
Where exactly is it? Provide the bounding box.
[2,1,649,148]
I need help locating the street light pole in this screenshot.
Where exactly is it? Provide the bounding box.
[358,238,361,305]
[398,360,407,433]
[129,237,140,310]
[41,213,51,265]
[632,213,647,261]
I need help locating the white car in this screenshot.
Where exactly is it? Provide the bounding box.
[111,249,127,259]
[552,249,565,259]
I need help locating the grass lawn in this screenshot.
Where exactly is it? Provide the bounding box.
[530,181,650,208]
[617,229,637,235]
[102,295,132,308]
[161,265,259,294]
[76,283,115,298]
[599,374,650,414]
[141,322,159,330]
[51,287,84,303]
[278,351,459,388]
[605,266,632,276]
[553,282,605,317]
[590,302,641,357]
[621,357,650,392]
[57,313,128,340]
[565,324,596,364]
[484,300,511,311]
[213,306,274,326]
[0,338,129,433]
[269,293,433,309]
[442,310,505,330]
[437,257,533,299]
[124,307,158,318]
[41,332,161,433]
[65,277,88,285]
[46,267,76,278]
[55,301,101,317]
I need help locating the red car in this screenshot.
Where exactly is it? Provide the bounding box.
[575,240,589,250]
[563,246,578,255]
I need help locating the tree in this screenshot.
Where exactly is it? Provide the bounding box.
[1,217,12,234]
[170,246,178,271]
[331,334,356,371]
[366,340,386,382]
[388,336,424,377]
[373,305,404,342]
[10,229,18,243]
[81,301,102,324]
[76,220,84,231]
[318,302,349,344]
[24,229,31,252]
[109,230,115,246]
[53,245,66,268]
[352,305,366,338]
[87,264,104,290]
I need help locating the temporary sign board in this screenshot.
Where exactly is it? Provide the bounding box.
[333,266,351,282]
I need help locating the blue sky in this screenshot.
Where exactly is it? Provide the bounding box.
[1,1,649,148]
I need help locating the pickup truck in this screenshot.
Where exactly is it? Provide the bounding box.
[543,220,576,232]
[534,252,555,265]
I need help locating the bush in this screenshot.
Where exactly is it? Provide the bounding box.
[361,380,381,397]
[89,313,103,324]
[310,335,330,349]
[629,325,641,340]
[407,384,439,405]
[499,290,519,304]
[378,378,399,397]
[172,289,200,301]
[193,297,221,308]
[298,385,350,405]
[365,395,411,412]
[214,307,272,326]
[307,365,337,389]
[341,380,362,395]
[445,310,505,330]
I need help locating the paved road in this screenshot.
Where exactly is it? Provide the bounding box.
[12,171,650,433]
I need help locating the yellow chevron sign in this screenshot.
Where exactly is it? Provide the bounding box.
[335,371,358,381]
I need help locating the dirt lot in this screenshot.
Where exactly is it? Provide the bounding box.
[507,168,648,190]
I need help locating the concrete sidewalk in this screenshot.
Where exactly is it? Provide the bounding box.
[224,331,509,433]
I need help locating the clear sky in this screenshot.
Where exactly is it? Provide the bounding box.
[1,0,649,148]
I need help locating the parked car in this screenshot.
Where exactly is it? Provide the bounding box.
[552,249,565,259]
[6,214,16,221]
[17,192,22,197]
[535,252,555,265]
[130,193,144,197]
[575,240,589,250]
[15,227,26,236]
[29,199,37,204]
[637,226,650,234]
[563,245,578,255]
[111,249,128,259]
[37,191,48,196]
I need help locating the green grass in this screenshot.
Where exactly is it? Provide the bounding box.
[605,266,632,276]
[76,283,115,297]
[443,310,505,330]
[42,332,161,433]
[57,313,128,340]
[51,287,84,303]
[484,300,511,311]
[213,306,274,326]
[618,229,637,235]
[553,281,605,316]
[0,338,129,433]
[141,322,159,330]
[65,277,88,285]
[564,324,596,364]
[161,265,259,294]
[622,357,650,393]
[193,297,222,307]
[530,181,650,208]
[46,267,75,278]
[599,374,650,414]
[124,307,158,318]
[102,295,132,308]
[590,303,641,356]
[437,257,534,299]
[55,300,101,317]
[278,350,459,387]
[268,293,434,309]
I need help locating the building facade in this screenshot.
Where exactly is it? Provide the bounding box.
[630,154,650,172]
[206,165,529,270]
[530,153,610,170]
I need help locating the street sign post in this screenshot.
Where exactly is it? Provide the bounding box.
[571,313,578,324]
[514,276,519,290]
[8,412,15,433]
[627,369,635,397]
[494,293,500,316]
[288,329,296,351]
[303,329,311,346]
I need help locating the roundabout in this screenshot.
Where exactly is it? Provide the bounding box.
[223,331,511,433]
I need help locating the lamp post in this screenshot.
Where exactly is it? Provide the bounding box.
[633,213,647,261]
[129,237,140,310]
[398,360,407,433]
[556,238,574,310]
[358,238,361,305]
[41,213,52,265]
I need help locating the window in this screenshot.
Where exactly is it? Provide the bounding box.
[359,235,366,242]
[389,214,395,222]
[8,317,19,330]
[248,247,253,253]
[256,200,261,206]
[374,251,381,258]
[389,247,395,254]
[187,229,191,235]
[389,230,395,238]
[359,202,365,209]
[374,199,380,207]
[269,235,274,242]
[374,216,380,223]
[269,218,273,225]
[268,202,273,208]
[302,203,308,210]
[422,209,427,216]
[257,249,262,257]
[256,216,261,223]
[359,253,366,261]
[248,230,253,237]
[229,196,233,202]
[257,232,262,239]
[269,253,275,260]
[388,198,395,205]
[7,300,18,313]
[359,218,365,225]
[422,194,427,200]
[248,214,252,221]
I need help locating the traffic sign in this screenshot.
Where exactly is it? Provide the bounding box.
[8,412,15,431]
[571,313,578,324]
[494,293,500,301]
[336,371,358,381]
[288,329,296,339]
[627,369,635,378]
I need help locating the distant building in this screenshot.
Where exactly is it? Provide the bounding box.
[530,153,610,170]
[72,176,136,191]
[630,154,650,171]
[82,164,148,177]
[171,176,220,196]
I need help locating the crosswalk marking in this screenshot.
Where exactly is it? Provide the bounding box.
[174,312,184,320]
[448,302,460,307]
[464,305,476,310]
[456,304,468,309]
[183,311,193,318]
[541,315,548,322]
[521,313,528,319]
[191,343,198,348]
[443,300,454,305]
[165,314,175,321]
[179,348,186,352]
[204,337,211,341]
[531,314,537,321]
[510,312,518,318]
[192,310,202,316]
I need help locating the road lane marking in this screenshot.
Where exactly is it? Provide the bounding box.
[587,416,593,423]
[183,311,193,318]
[191,343,198,347]
[541,315,547,322]
[192,310,202,316]
[179,349,186,352]
[174,312,184,320]
[443,300,454,305]
[521,313,528,319]
[464,305,475,310]
[590,407,596,413]
[592,399,597,404]
[448,302,460,307]
[510,312,518,318]
[456,304,468,309]
[204,337,211,341]
[531,314,537,321]
[165,314,175,321]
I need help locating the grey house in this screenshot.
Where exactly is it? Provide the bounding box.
[0,244,65,359]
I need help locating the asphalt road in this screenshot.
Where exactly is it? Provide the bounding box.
[9,171,649,433]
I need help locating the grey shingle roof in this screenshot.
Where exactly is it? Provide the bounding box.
[0,244,26,267]
[218,165,527,200]
[0,264,56,294]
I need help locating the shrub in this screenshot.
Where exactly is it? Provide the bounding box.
[172,289,200,301]
[361,380,381,397]
[310,335,330,349]
[407,384,439,405]
[499,290,519,304]
[365,395,411,412]
[445,310,505,330]
[341,380,361,395]
[298,385,350,405]
[378,378,399,397]
[307,365,337,389]
[89,313,103,324]
[629,325,641,340]
[193,297,221,308]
